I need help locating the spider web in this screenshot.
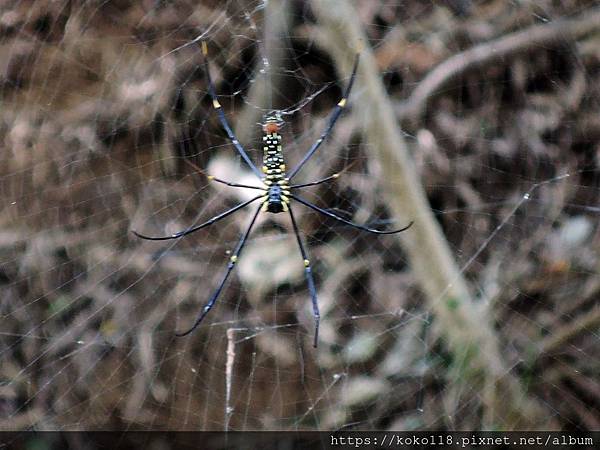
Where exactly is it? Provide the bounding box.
[1,0,599,432]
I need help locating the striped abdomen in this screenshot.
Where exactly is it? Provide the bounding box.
[261,131,290,213]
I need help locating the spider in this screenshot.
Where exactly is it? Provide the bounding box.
[133,42,413,347]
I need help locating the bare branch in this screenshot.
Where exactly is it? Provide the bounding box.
[400,7,600,123]
[310,0,553,429]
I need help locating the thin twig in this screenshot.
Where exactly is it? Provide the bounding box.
[399,7,600,123]
[225,327,236,431]
[537,305,600,358]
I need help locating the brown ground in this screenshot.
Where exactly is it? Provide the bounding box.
[1,0,599,431]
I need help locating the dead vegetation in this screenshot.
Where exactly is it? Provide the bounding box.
[1,0,599,431]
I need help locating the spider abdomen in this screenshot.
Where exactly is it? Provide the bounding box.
[261,126,290,213]
[262,132,285,178]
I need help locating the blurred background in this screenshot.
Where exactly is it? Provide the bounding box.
[1,0,599,431]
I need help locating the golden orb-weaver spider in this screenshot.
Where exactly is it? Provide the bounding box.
[133,42,413,347]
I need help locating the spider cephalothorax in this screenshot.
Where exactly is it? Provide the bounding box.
[133,41,412,347]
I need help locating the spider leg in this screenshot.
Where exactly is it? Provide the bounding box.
[207,177,265,190]
[176,203,262,337]
[201,42,263,179]
[291,194,413,234]
[287,54,360,181]
[289,173,339,189]
[290,160,360,189]
[132,195,263,241]
[185,157,264,190]
[288,205,320,348]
